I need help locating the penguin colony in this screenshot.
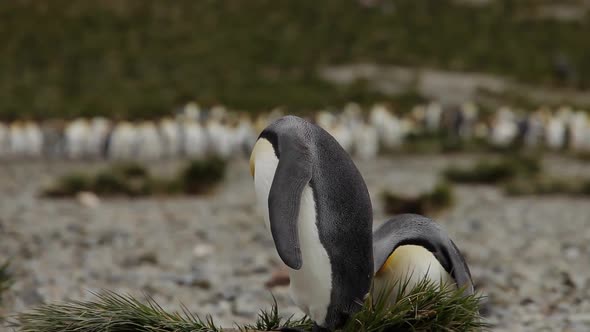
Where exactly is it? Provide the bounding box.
[1,102,590,160]
[250,116,474,331]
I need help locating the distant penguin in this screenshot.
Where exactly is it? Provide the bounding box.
[250,116,373,331]
[459,102,478,139]
[0,122,9,158]
[369,105,403,151]
[23,121,43,157]
[425,103,443,132]
[524,111,545,148]
[546,114,566,150]
[159,117,182,158]
[372,214,474,302]
[568,111,587,152]
[182,119,208,159]
[9,122,27,157]
[230,115,257,157]
[353,123,379,160]
[490,107,518,147]
[206,119,232,159]
[65,119,90,159]
[87,117,111,159]
[108,121,137,160]
[136,121,164,160]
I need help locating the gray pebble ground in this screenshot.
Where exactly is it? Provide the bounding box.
[1,155,589,331]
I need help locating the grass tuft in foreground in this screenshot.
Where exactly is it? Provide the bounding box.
[41,159,227,198]
[11,277,485,332]
[382,181,454,216]
[344,278,486,332]
[13,290,222,332]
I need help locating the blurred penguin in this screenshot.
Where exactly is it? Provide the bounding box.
[182,118,208,159]
[490,107,518,147]
[425,102,442,132]
[0,122,8,158]
[459,102,478,139]
[546,111,567,150]
[108,121,137,160]
[23,121,44,158]
[232,114,257,157]
[353,122,379,160]
[370,104,403,151]
[136,121,164,160]
[568,111,588,152]
[159,117,182,158]
[87,117,111,159]
[64,119,90,159]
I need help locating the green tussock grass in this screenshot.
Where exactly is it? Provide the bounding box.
[0,262,12,305]
[13,290,222,332]
[504,176,590,196]
[444,155,541,184]
[11,277,486,332]
[0,261,13,322]
[41,159,227,198]
[382,182,454,216]
[1,0,589,120]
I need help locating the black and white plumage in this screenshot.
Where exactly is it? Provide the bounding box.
[372,214,474,301]
[250,115,373,331]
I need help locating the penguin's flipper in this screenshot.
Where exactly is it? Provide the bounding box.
[373,214,474,294]
[268,132,312,270]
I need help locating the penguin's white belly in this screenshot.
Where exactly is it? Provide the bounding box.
[373,245,454,303]
[252,139,332,324]
[288,186,332,325]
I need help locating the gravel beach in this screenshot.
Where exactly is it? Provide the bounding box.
[1,155,589,331]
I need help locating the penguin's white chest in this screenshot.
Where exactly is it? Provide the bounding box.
[252,139,333,324]
[373,245,454,303]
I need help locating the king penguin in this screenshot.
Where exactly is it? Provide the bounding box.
[250,115,373,331]
[372,214,474,302]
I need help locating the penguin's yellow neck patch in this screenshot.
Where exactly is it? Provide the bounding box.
[376,250,399,276]
[376,245,433,276]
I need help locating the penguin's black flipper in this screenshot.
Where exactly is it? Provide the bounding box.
[373,214,474,294]
[266,122,313,270]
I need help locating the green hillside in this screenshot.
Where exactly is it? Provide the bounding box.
[0,0,588,119]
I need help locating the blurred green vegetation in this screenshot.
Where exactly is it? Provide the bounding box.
[41,159,226,197]
[444,155,542,184]
[504,175,590,196]
[382,181,454,215]
[0,261,12,309]
[1,0,589,119]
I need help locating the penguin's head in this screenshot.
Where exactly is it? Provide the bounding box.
[249,116,314,270]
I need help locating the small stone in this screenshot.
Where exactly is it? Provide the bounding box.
[76,191,100,208]
[174,272,212,289]
[192,243,214,258]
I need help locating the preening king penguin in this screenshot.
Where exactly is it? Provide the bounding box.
[372,214,474,302]
[250,116,373,331]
